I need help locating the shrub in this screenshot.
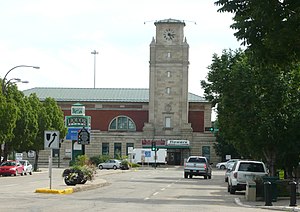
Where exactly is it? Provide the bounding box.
[89,156,101,165]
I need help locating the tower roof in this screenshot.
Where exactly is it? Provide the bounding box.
[154,18,185,26]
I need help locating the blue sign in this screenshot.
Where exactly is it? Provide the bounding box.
[66,128,81,140]
[145,151,151,158]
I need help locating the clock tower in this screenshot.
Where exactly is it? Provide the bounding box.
[145,19,192,136]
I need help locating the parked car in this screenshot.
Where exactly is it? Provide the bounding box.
[184,156,212,179]
[216,159,240,169]
[227,160,268,194]
[19,160,33,175]
[224,163,234,182]
[0,160,24,176]
[98,159,121,170]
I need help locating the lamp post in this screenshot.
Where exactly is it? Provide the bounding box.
[1,65,39,94]
[91,50,98,88]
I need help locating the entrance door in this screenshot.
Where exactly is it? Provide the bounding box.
[167,150,181,165]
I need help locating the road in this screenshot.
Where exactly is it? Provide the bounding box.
[0,166,270,212]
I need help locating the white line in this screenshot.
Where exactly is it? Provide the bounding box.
[153,192,159,196]
[161,188,165,191]
[144,197,150,200]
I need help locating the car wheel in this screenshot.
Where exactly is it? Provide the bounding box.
[21,170,24,176]
[220,165,226,170]
[204,175,207,179]
[229,184,236,194]
[225,177,228,182]
[29,171,32,175]
[184,173,188,178]
[98,165,103,170]
[15,170,18,176]
[189,174,193,178]
[208,175,212,179]
[113,165,117,170]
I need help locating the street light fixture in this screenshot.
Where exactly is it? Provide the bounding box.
[91,50,98,89]
[1,65,39,94]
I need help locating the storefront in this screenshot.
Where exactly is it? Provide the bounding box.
[141,139,190,165]
[166,140,190,165]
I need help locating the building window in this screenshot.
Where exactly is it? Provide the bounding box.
[114,143,122,158]
[102,143,109,155]
[165,117,171,128]
[167,71,171,78]
[166,87,171,94]
[202,146,211,161]
[126,143,134,155]
[109,116,136,131]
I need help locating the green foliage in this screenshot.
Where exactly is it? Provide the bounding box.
[202,48,300,176]
[129,162,140,168]
[89,156,101,165]
[69,155,96,181]
[214,0,300,65]
[75,155,90,166]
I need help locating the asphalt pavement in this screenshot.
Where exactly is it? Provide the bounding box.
[35,167,300,211]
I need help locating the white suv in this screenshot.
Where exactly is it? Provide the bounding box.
[228,160,268,194]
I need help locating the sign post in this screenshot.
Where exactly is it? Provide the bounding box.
[44,130,59,190]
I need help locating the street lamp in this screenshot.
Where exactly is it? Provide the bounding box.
[1,65,39,94]
[91,50,98,89]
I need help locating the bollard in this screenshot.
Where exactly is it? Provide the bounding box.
[289,181,297,207]
[264,181,273,206]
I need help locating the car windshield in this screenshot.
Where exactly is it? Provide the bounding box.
[238,162,265,172]
[1,161,16,166]
[188,157,206,163]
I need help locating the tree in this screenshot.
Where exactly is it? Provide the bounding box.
[29,97,67,171]
[214,0,300,65]
[201,49,300,176]
[0,82,20,162]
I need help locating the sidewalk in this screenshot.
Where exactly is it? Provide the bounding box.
[237,196,300,211]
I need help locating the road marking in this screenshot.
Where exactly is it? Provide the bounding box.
[153,192,159,196]
[3,184,18,187]
[161,188,165,191]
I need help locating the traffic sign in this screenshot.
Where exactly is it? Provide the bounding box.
[44,131,60,149]
[78,127,90,145]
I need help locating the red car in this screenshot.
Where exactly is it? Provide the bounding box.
[0,160,24,176]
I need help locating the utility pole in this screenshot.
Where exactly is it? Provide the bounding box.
[91,50,98,88]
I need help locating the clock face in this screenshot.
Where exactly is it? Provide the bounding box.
[163,29,175,41]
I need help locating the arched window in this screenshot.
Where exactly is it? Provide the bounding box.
[109,116,136,131]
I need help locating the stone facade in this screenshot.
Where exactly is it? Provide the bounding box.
[25,19,218,167]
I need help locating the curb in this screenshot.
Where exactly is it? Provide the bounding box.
[235,198,300,211]
[35,188,73,194]
[35,179,110,194]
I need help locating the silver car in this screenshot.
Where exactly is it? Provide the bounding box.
[98,159,121,170]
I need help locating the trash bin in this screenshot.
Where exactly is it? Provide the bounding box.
[262,176,279,202]
[246,180,256,201]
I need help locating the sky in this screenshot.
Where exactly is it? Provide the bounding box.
[0,0,241,96]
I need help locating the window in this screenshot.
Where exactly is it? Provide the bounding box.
[102,143,109,155]
[114,143,122,158]
[109,116,136,131]
[202,146,211,161]
[167,71,171,78]
[166,87,171,94]
[165,117,171,128]
[126,143,134,155]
